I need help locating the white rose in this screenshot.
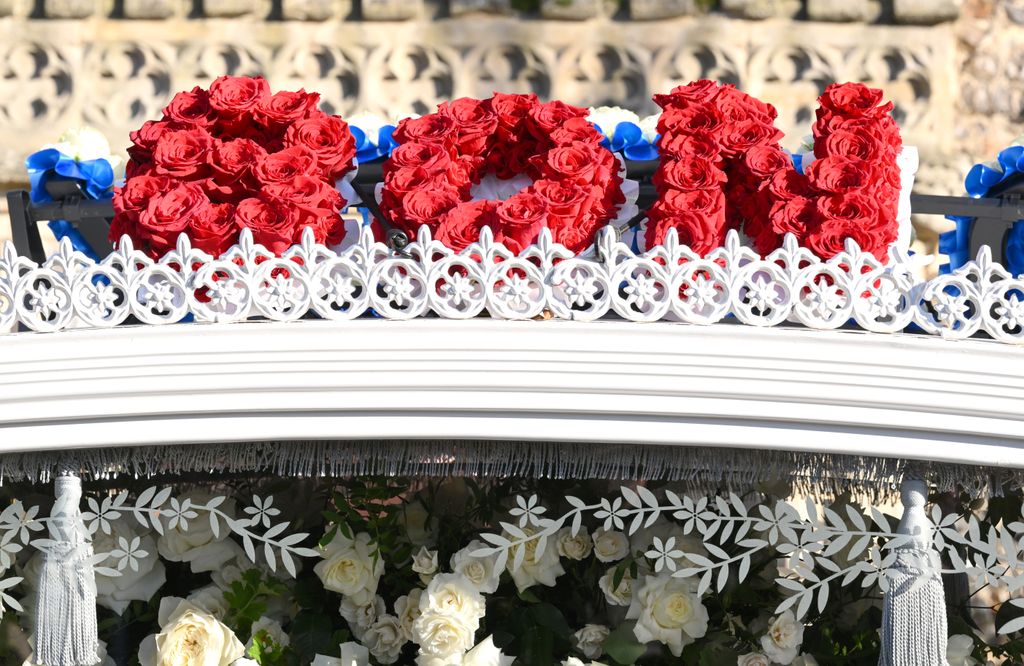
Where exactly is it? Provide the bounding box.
[340,594,385,640]
[573,624,609,659]
[314,531,384,604]
[587,106,641,140]
[91,521,166,615]
[138,597,245,666]
[157,494,240,574]
[946,634,979,666]
[557,528,593,561]
[626,574,709,657]
[462,635,515,666]
[421,573,486,626]
[451,541,501,594]
[24,638,114,666]
[638,114,660,144]
[396,588,424,640]
[792,655,819,666]
[593,528,629,563]
[598,566,634,606]
[364,614,407,664]
[187,584,229,618]
[211,562,244,590]
[507,527,565,592]
[738,652,770,666]
[312,641,371,666]
[412,609,477,659]
[760,611,805,665]
[247,615,290,649]
[413,546,440,582]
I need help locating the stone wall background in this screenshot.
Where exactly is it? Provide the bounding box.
[0,0,1020,260]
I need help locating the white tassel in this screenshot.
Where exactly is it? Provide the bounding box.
[33,474,100,666]
[878,475,947,666]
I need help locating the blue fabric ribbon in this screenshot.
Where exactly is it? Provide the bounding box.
[595,122,659,161]
[941,144,1024,276]
[351,125,398,163]
[25,148,116,261]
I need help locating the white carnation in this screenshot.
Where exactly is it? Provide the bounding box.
[314,531,384,605]
[138,597,245,666]
[738,652,770,666]
[573,624,609,659]
[626,574,709,657]
[593,528,629,563]
[363,614,407,664]
[557,528,593,561]
[507,527,565,592]
[597,566,634,606]
[760,611,805,665]
[451,541,502,594]
[157,494,240,574]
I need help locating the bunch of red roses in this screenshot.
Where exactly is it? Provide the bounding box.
[646,80,902,261]
[378,94,626,254]
[112,76,357,258]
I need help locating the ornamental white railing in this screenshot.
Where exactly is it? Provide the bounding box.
[3,224,1024,344]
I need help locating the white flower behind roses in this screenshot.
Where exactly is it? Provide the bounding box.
[451,541,501,594]
[138,597,245,666]
[737,652,770,666]
[598,566,634,606]
[573,624,609,659]
[315,531,384,605]
[421,573,486,625]
[626,574,709,657]
[364,614,407,664]
[759,611,805,665]
[593,528,630,563]
[587,106,641,141]
[557,527,593,561]
[157,493,240,574]
[506,527,565,592]
[340,594,385,640]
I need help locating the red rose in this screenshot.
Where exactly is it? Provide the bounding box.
[660,188,724,218]
[818,82,892,119]
[527,100,588,140]
[440,97,498,155]
[552,218,601,255]
[263,175,343,212]
[495,192,547,253]
[436,200,499,252]
[153,128,214,179]
[805,156,872,194]
[163,87,217,128]
[255,89,320,127]
[254,145,319,184]
[380,167,457,213]
[720,119,783,155]
[653,80,721,110]
[208,75,270,115]
[541,142,601,185]
[490,93,539,140]
[549,117,603,147]
[206,139,267,202]
[644,210,722,256]
[805,217,893,261]
[130,120,180,154]
[531,178,590,223]
[388,142,454,172]
[764,168,813,200]
[744,146,793,179]
[653,158,727,191]
[714,86,777,124]
[816,192,883,228]
[399,189,462,234]
[139,183,209,253]
[284,112,356,179]
[658,133,719,160]
[658,105,724,137]
[234,197,297,255]
[816,128,891,162]
[491,140,541,180]
[393,114,457,146]
[113,175,173,214]
[770,196,818,238]
[188,202,237,257]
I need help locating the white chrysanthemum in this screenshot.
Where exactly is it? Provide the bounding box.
[557,527,593,561]
[587,106,641,140]
[593,528,630,563]
[759,611,805,665]
[451,541,502,594]
[626,574,709,657]
[573,624,609,659]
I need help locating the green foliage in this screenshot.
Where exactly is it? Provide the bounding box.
[223,568,288,640]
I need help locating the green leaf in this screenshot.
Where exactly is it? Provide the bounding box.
[291,611,334,661]
[603,623,647,666]
[529,603,572,638]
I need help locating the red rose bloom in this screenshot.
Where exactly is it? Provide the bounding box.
[209,75,270,115]
[720,119,784,156]
[440,97,498,155]
[234,197,296,254]
[542,142,601,185]
[284,113,356,179]
[531,179,590,223]
[114,175,173,214]
[188,202,237,257]
[660,189,725,218]
[645,210,722,257]
[817,128,889,162]
[400,189,462,233]
[207,139,267,201]
[806,156,872,194]
[805,217,893,261]
[393,114,457,146]
[256,89,320,126]
[139,183,209,252]
[764,168,813,200]
[436,200,499,252]
[744,146,793,179]
[653,80,722,110]
[254,145,320,184]
[658,133,719,161]
[818,82,892,119]
[654,158,727,191]
[527,100,588,139]
[263,175,343,212]
[770,196,818,237]
[658,105,724,137]
[153,129,214,178]
[495,192,547,252]
[388,143,454,172]
[715,86,777,124]
[549,117,603,147]
[163,87,217,128]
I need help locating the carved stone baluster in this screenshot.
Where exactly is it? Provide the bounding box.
[361,0,421,19]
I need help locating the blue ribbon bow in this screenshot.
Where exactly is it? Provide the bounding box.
[351,125,398,163]
[595,122,659,162]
